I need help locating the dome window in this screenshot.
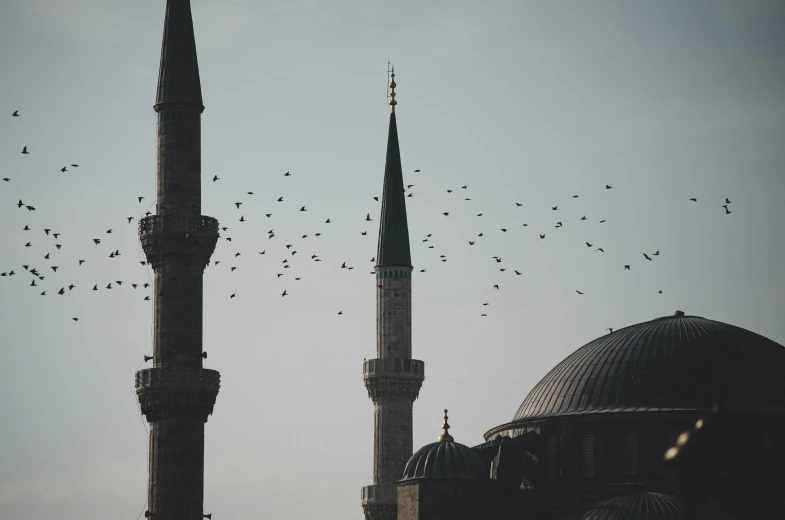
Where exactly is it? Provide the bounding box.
[582,432,595,477]
[622,430,639,475]
[547,436,559,479]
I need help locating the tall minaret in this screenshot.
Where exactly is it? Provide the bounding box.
[136,2,220,519]
[361,67,425,520]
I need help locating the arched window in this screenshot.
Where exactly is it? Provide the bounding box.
[582,432,595,477]
[547,436,559,479]
[622,430,638,475]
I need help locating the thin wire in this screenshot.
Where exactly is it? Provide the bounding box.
[216,366,537,383]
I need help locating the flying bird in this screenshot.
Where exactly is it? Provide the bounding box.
[605,185,612,189]
[493,285,499,290]
[235,202,242,209]
[212,175,219,182]
[281,290,287,297]
[540,234,546,239]
[644,253,652,261]
[689,198,697,202]
[12,110,19,117]
[365,213,372,221]
[21,146,29,154]
[443,212,449,217]
[300,206,307,211]
[576,290,584,295]
[277,196,284,202]
[138,196,144,203]
[284,171,291,176]
[552,206,558,210]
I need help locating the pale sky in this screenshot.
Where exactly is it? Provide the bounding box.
[1,0,784,518]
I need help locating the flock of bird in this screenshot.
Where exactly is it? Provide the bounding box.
[2,109,736,327]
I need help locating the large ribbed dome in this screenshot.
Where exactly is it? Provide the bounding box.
[513,313,785,423]
[401,441,487,481]
[567,492,684,519]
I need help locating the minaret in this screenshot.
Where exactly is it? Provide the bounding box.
[361,67,425,520]
[136,2,220,519]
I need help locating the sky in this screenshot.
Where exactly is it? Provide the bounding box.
[1,0,784,518]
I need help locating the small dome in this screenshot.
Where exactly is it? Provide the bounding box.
[401,410,487,481]
[567,492,684,519]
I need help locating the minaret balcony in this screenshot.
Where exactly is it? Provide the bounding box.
[135,366,220,422]
[363,357,425,381]
[361,483,396,506]
[139,214,219,269]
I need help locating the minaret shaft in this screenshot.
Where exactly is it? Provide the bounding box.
[136,3,219,520]
[362,68,424,520]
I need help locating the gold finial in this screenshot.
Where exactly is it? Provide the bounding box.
[389,65,397,113]
[437,409,454,442]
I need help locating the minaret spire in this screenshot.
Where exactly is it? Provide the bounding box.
[362,66,424,520]
[137,2,220,519]
[376,66,411,269]
[156,0,203,109]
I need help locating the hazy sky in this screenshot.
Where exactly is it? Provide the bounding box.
[1,0,784,518]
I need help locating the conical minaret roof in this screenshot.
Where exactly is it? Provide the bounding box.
[376,68,412,268]
[155,0,203,109]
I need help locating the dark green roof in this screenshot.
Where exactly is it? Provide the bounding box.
[375,113,412,268]
[155,0,203,109]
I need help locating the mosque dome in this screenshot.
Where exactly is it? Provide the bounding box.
[511,312,785,424]
[401,410,487,481]
[566,492,684,519]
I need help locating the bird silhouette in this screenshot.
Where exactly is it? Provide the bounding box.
[576,290,584,295]
[277,196,284,202]
[212,175,219,182]
[300,206,307,212]
[21,146,29,154]
[515,202,522,206]
[644,253,652,261]
[365,213,372,221]
[235,202,242,209]
[282,290,287,297]
[284,171,291,176]
[607,328,613,333]
[493,285,499,290]
[443,212,449,217]
[469,241,475,245]
[514,270,522,275]
[540,234,546,239]
[552,206,558,210]
[689,198,697,202]
[605,185,612,189]
[12,110,19,117]
[725,198,732,204]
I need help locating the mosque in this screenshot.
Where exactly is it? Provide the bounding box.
[137,2,785,519]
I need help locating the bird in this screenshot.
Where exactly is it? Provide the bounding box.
[552,206,558,210]
[60,166,67,172]
[481,314,487,317]
[469,241,475,245]
[144,296,151,301]
[281,290,288,297]
[483,303,489,306]
[659,290,663,294]
[555,222,562,228]
[338,311,343,315]
[725,198,732,204]
[259,250,266,255]
[515,202,522,206]
[605,185,612,189]
[72,318,79,322]
[493,285,499,290]
[92,285,98,291]
[284,171,291,176]
[127,217,134,223]
[447,189,453,193]
[266,213,272,218]
[23,225,30,231]
[235,202,242,209]
[106,229,112,234]
[644,253,652,261]
[586,242,593,247]
[17,199,24,208]
[51,266,59,272]
[607,328,613,333]
[21,146,29,154]
[581,216,587,220]
[300,206,307,211]
[597,248,604,252]
[540,234,546,239]
[40,291,45,295]
[573,195,579,198]
[514,270,522,275]
[443,212,449,217]
[25,242,31,247]
[248,191,254,195]
[599,220,606,224]
[361,231,368,235]
[71,164,79,168]
[31,280,37,287]
[724,206,732,214]
[12,110,19,117]
[235,252,241,257]
[277,196,284,202]
[365,213,372,221]
[477,213,483,217]
[78,260,85,266]
[575,290,584,295]
[58,287,65,295]
[68,285,75,291]
[689,198,697,202]
[239,216,245,222]
[478,232,483,237]
[212,175,219,182]
[373,197,379,201]
[93,238,100,245]
[414,169,420,172]
[106,283,112,289]
[231,267,237,272]
[341,262,347,269]
[230,293,236,299]
[653,251,660,256]
[2,178,8,182]
[138,196,144,203]
[325,218,331,224]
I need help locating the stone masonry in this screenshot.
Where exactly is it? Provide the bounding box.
[135,2,220,519]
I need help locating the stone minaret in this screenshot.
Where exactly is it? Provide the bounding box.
[361,68,425,520]
[135,1,220,519]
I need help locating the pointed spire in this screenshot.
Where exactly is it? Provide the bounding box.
[155,0,203,110]
[376,66,411,268]
[438,409,454,442]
